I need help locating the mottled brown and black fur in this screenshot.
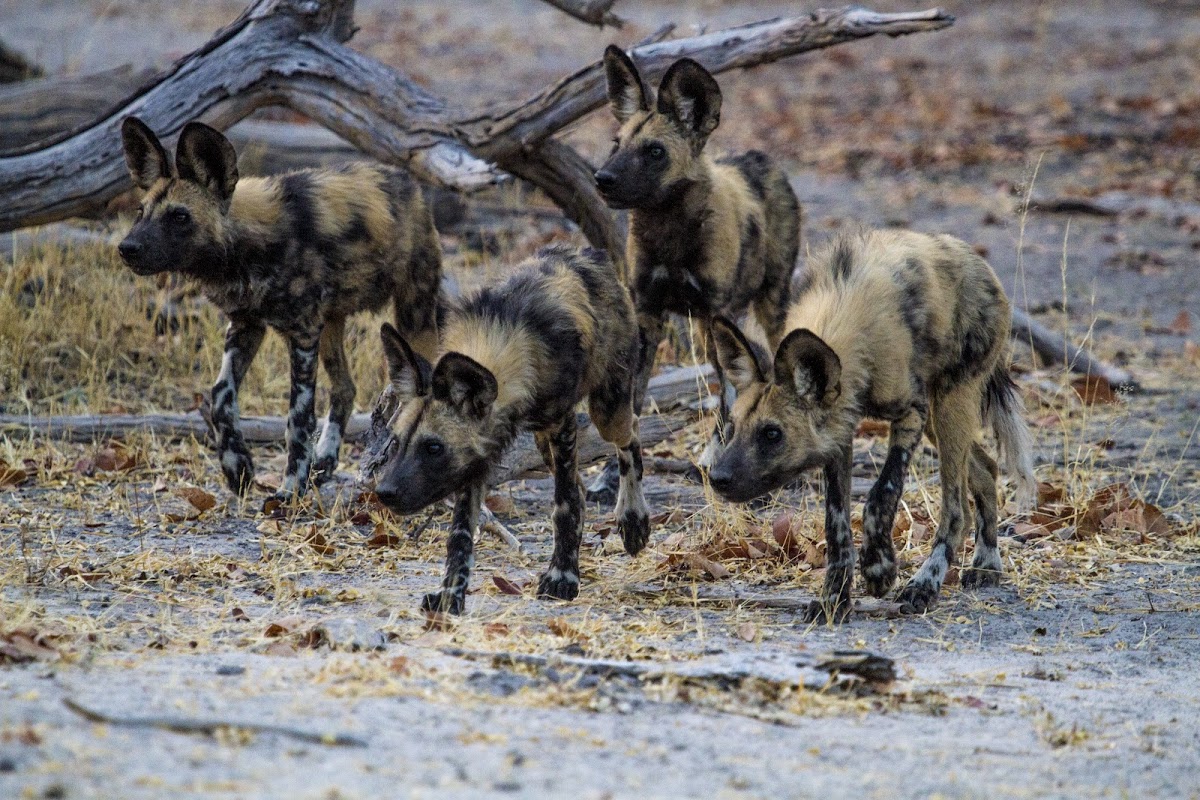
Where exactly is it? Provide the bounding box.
[709,229,1036,622]
[367,246,650,615]
[117,118,442,504]
[590,46,801,499]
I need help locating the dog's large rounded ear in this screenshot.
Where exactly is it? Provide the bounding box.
[381,323,432,400]
[604,45,651,123]
[121,117,172,190]
[657,58,721,141]
[773,328,841,407]
[176,122,239,211]
[711,316,766,394]
[432,353,498,419]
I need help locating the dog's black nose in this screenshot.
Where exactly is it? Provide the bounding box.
[594,170,617,193]
[117,240,142,261]
[374,485,399,509]
[707,466,733,493]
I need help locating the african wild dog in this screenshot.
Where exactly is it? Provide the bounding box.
[117,117,441,504]
[589,46,801,499]
[366,245,651,615]
[708,229,1036,622]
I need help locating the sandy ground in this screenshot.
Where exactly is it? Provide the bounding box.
[3,0,1200,798]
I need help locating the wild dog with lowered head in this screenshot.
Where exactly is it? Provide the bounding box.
[117,118,441,504]
[708,229,1036,622]
[368,246,650,615]
[590,47,801,498]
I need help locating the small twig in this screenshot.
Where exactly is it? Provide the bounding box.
[63,697,367,747]
[634,23,676,46]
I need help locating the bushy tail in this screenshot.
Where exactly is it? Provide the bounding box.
[983,364,1037,512]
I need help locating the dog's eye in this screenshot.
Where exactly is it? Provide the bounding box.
[169,207,192,225]
[135,205,145,221]
[424,440,444,457]
[646,143,666,160]
[759,425,783,445]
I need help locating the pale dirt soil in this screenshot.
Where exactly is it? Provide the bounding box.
[3,1,1200,798]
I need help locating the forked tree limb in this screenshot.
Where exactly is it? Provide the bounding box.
[0,2,954,242]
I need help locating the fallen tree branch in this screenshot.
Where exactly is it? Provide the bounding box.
[0,1,954,258]
[540,0,624,28]
[441,646,896,690]
[1011,307,1137,390]
[0,0,500,232]
[1029,190,1200,222]
[0,65,155,152]
[63,697,367,747]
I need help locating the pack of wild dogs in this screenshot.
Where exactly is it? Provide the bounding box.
[116,47,1035,623]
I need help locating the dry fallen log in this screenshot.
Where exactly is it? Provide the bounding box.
[0,65,156,152]
[441,646,896,691]
[0,364,712,484]
[1011,307,1137,390]
[0,0,955,261]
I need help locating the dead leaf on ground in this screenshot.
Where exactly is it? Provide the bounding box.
[365,523,402,548]
[547,617,588,643]
[1070,375,1118,405]
[0,630,63,664]
[680,553,732,580]
[93,441,142,472]
[0,459,28,487]
[303,527,336,556]
[1077,483,1175,540]
[492,575,524,596]
[485,493,516,516]
[177,486,217,512]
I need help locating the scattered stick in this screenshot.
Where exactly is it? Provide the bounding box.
[1029,191,1200,222]
[63,697,367,747]
[1011,307,1137,390]
[441,646,896,689]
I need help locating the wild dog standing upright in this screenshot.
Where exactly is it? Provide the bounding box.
[118,118,442,503]
[591,46,801,496]
[708,229,1036,622]
[367,246,651,615]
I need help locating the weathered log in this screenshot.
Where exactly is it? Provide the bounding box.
[0,65,156,152]
[0,0,955,257]
[0,0,501,232]
[0,364,712,484]
[1011,307,1137,390]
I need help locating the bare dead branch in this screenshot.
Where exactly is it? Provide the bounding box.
[540,0,624,28]
[63,697,367,747]
[0,3,954,246]
[1011,308,1138,391]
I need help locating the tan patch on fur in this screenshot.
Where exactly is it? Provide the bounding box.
[311,166,395,245]
[229,178,284,234]
[542,270,597,355]
[444,319,545,410]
